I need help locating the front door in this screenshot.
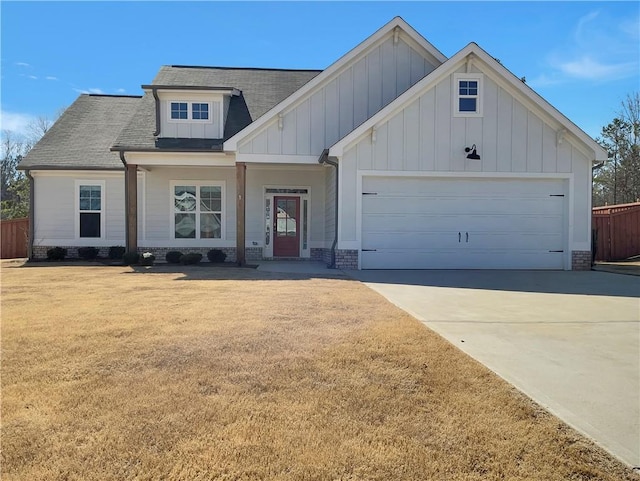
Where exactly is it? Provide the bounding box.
[273,196,300,257]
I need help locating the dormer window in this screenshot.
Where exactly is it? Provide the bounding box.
[192,103,209,120]
[453,73,483,117]
[169,102,211,121]
[170,102,188,120]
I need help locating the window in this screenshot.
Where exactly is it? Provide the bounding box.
[169,102,211,121]
[192,103,209,120]
[173,183,222,239]
[454,74,483,117]
[77,183,103,238]
[170,102,188,120]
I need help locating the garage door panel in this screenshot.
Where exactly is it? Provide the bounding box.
[361,177,566,270]
[363,231,462,249]
[364,195,563,217]
[362,249,564,270]
[362,213,564,233]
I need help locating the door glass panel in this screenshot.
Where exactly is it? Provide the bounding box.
[276,198,297,237]
[286,199,297,237]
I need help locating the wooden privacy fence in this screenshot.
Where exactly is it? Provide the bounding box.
[592,202,640,261]
[1,218,29,259]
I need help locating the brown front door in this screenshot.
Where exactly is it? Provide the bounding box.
[273,196,300,257]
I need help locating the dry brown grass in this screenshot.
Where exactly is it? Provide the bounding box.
[1,262,637,481]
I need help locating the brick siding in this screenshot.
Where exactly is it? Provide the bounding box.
[571,250,592,271]
[334,249,359,270]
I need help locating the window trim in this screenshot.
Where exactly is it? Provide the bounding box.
[169,180,225,242]
[453,73,483,117]
[167,101,213,123]
[75,180,106,240]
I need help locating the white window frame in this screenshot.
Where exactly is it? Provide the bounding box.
[170,180,225,242]
[75,180,106,240]
[167,101,213,123]
[453,73,483,117]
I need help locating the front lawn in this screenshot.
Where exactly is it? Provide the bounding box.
[1,263,636,480]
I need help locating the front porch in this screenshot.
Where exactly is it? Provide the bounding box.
[121,160,336,265]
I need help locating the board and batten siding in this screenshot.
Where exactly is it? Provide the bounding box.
[338,66,593,251]
[238,36,438,158]
[143,166,236,247]
[31,171,141,246]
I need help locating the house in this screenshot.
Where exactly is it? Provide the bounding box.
[19,17,607,270]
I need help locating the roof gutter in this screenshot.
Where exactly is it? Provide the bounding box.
[26,170,34,259]
[150,88,161,137]
[318,149,338,268]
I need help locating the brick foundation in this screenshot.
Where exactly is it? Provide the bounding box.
[32,245,238,263]
[32,245,344,267]
[571,250,592,271]
[334,249,359,270]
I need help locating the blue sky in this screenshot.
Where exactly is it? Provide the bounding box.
[1,1,638,140]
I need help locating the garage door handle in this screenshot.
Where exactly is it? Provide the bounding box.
[458,232,461,242]
[466,232,469,243]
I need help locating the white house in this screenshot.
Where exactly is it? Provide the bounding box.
[19,17,607,270]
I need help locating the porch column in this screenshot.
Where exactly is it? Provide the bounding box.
[125,163,138,253]
[236,162,246,265]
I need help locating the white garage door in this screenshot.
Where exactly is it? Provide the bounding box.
[361,177,566,269]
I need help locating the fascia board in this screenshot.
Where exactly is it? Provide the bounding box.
[330,42,607,162]
[223,16,448,152]
[466,45,607,161]
[329,44,475,158]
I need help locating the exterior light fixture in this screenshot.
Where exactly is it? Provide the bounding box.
[465,144,480,160]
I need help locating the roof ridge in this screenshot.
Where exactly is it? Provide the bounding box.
[86,94,142,99]
[167,65,322,73]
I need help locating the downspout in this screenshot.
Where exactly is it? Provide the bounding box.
[26,170,34,259]
[119,151,130,252]
[318,149,339,268]
[151,88,161,137]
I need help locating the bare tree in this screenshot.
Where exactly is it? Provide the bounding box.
[593,92,640,206]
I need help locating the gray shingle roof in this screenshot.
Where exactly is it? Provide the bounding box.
[111,66,321,151]
[18,94,141,170]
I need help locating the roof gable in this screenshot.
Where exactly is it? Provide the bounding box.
[329,42,607,162]
[224,16,447,152]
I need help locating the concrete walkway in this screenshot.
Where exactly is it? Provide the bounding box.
[349,269,640,467]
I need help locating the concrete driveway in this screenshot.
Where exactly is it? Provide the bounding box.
[349,270,640,467]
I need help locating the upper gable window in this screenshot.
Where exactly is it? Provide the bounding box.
[169,102,212,122]
[454,74,483,117]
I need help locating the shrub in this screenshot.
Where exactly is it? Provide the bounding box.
[78,247,100,260]
[46,247,67,261]
[165,250,183,264]
[207,249,227,263]
[139,252,155,266]
[122,251,140,266]
[180,252,202,265]
[109,246,126,260]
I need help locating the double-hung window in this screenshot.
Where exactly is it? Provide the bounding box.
[173,183,223,239]
[454,73,483,117]
[77,182,104,238]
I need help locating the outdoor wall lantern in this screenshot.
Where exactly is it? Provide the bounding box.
[465,144,481,160]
